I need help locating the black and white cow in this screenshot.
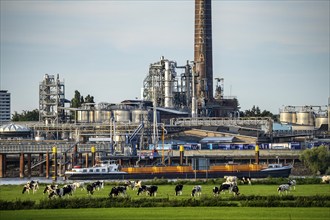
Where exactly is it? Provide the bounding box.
[175,184,184,196]
[146,185,158,197]
[212,186,220,196]
[48,185,74,198]
[213,183,239,196]
[191,185,202,197]
[239,177,252,185]
[231,185,240,196]
[123,180,136,190]
[219,183,234,194]
[109,186,127,197]
[43,184,58,195]
[22,180,39,194]
[137,185,147,196]
[137,185,158,196]
[92,180,104,191]
[288,179,296,190]
[86,184,95,195]
[277,184,290,195]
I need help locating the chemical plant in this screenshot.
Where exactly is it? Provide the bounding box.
[0,0,328,179]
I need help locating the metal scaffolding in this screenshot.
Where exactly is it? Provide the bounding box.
[39,74,65,125]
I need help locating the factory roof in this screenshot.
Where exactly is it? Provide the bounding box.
[154,107,189,115]
[0,123,31,133]
[200,136,234,143]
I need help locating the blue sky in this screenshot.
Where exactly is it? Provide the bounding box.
[1,0,329,115]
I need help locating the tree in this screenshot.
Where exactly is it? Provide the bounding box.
[12,109,39,121]
[299,145,330,175]
[71,90,82,108]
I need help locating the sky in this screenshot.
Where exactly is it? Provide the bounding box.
[1,0,329,115]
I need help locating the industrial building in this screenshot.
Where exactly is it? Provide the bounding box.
[0,90,11,125]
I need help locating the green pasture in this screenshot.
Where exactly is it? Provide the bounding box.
[1,207,330,220]
[0,182,330,202]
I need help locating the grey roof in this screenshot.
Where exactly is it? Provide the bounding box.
[200,136,234,143]
[0,123,31,132]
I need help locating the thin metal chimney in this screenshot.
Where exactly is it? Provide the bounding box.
[194,0,213,107]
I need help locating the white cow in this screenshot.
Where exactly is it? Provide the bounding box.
[224,176,237,184]
[322,175,330,184]
[277,184,290,195]
[72,182,85,191]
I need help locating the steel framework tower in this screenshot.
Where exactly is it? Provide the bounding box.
[39,74,65,125]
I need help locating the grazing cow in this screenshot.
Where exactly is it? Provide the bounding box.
[86,184,95,195]
[146,185,158,197]
[72,182,85,191]
[288,179,296,190]
[219,183,234,194]
[48,185,74,198]
[134,180,142,190]
[231,185,240,196]
[43,184,58,195]
[137,185,148,196]
[224,176,237,184]
[92,180,104,191]
[175,184,184,196]
[277,184,290,195]
[123,180,135,190]
[322,175,330,184]
[191,185,202,197]
[109,186,127,197]
[213,186,220,196]
[22,180,39,194]
[137,185,157,196]
[240,177,252,185]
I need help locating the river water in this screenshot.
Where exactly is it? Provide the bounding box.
[0,177,69,185]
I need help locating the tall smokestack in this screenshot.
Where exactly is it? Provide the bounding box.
[194,0,213,108]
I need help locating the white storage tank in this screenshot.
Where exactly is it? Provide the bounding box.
[280,111,297,124]
[77,110,89,123]
[131,109,149,123]
[315,115,328,129]
[113,109,130,122]
[296,111,314,126]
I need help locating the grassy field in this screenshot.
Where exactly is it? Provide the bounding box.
[1,207,330,220]
[1,183,330,202]
[1,183,330,220]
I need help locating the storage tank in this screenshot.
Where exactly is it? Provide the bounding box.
[296,111,314,126]
[94,110,112,122]
[315,115,328,129]
[102,110,112,122]
[131,109,149,123]
[280,111,297,124]
[88,110,94,123]
[77,110,89,123]
[113,109,130,122]
[94,110,102,123]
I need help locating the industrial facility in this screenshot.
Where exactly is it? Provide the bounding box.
[0,0,328,179]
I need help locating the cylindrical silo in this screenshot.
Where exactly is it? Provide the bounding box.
[131,109,149,123]
[296,111,314,126]
[113,109,130,122]
[315,115,328,129]
[77,110,89,123]
[280,111,297,124]
[88,110,94,123]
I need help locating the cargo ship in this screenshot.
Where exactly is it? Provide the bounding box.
[64,160,292,181]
